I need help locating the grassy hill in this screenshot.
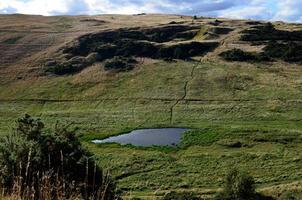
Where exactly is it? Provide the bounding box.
[0,14,302,199]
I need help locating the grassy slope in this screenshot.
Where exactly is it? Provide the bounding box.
[0,14,302,199]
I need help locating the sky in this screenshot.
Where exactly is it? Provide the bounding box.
[0,0,301,22]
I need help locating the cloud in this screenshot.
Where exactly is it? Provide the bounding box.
[273,0,302,22]
[0,0,71,15]
[217,5,274,21]
[0,6,17,14]
[0,0,301,22]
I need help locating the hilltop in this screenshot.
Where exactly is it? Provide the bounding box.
[0,14,302,199]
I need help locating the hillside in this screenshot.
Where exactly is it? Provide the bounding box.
[0,14,302,199]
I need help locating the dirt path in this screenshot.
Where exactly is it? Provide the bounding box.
[201,26,246,61]
[169,59,201,124]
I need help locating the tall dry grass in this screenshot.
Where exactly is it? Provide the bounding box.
[0,154,116,200]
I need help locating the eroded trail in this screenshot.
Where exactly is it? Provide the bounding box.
[169,60,200,124]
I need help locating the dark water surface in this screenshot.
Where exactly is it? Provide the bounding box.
[92,128,188,147]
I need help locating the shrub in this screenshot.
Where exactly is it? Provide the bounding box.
[162,191,201,200]
[0,114,119,200]
[173,47,186,59]
[46,56,91,75]
[217,140,243,148]
[264,41,302,62]
[221,44,302,63]
[56,24,220,74]
[157,47,172,59]
[95,44,118,60]
[241,23,302,42]
[46,62,77,75]
[216,169,256,200]
[262,22,274,32]
[61,24,217,64]
[158,41,217,60]
[209,27,233,35]
[104,56,137,72]
[115,40,156,57]
[220,49,271,62]
[219,49,257,61]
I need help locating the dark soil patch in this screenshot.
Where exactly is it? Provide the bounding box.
[48,24,219,75]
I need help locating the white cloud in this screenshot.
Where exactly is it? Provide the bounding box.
[273,0,302,22]
[218,5,273,21]
[0,0,74,15]
[0,0,301,22]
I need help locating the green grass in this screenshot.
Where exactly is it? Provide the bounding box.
[0,60,302,198]
[50,16,74,32]
[85,125,302,197]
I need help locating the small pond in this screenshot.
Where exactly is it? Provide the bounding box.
[92,128,188,147]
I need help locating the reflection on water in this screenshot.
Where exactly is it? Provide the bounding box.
[92,128,188,147]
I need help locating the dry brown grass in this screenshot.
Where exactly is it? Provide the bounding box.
[259,181,302,199]
[0,170,116,200]
[0,14,192,83]
[0,13,300,84]
[0,173,81,200]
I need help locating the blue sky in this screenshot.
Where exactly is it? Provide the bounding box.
[0,0,301,22]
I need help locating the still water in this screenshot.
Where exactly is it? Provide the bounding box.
[92,128,188,147]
